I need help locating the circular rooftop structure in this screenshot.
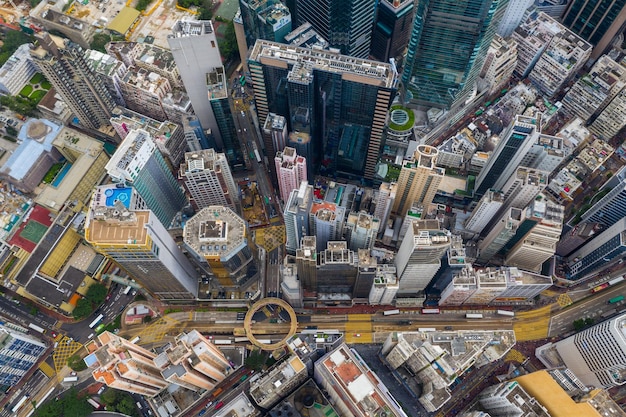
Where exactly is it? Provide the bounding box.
[388,105,415,132]
[27,120,50,141]
[244,297,297,351]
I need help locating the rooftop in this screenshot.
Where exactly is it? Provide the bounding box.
[249,40,396,88]
[183,206,247,260]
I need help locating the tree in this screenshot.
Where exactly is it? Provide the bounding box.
[67,354,87,372]
[218,21,238,61]
[85,283,108,305]
[116,395,137,416]
[35,388,91,417]
[5,125,17,137]
[244,350,265,371]
[101,388,119,407]
[0,30,32,66]
[90,33,111,53]
[73,298,92,319]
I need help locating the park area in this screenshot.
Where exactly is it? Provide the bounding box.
[19,73,51,104]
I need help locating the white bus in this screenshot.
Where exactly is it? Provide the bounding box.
[28,323,45,334]
[123,286,132,295]
[89,314,104,329]
[383,309,400,316]
[11,395,28,413]
[63,376,78,383]
[466,313,483,319]
[609,276,625,286]
[418,328,437,332]
[130,336,140,344]
[497,310,515,317]
[213,339,232,345]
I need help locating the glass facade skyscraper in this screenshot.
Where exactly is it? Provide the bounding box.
[296,0,377,58]
[562,0,626,59]
[401,0,508,110]
[248,40,397,181]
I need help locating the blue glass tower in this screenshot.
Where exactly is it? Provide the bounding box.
[106,129,187,228]
[401,0,508,110]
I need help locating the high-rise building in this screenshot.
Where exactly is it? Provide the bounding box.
[248,40,396,180]
[368,264,399,305]
[275,147,307,203]
[0,44,38,96]
[370,0,414,63]
[317,241,356,295]
[296,0,377,58]
[395,219,451,295]
[402,0,508,110]
[179,149,239,211]
[106,129,186,229]
[590,84,626,140]
[497,0,534,37]
[296,236,317,292]
[527,25,592,98]
[439,266,552,306]
[263,113,288,164]
[566,218,626,281]
[168,21,226,148]
[499,167,549,214]
[393,145,445,217]
[182,115,214,152]
[284,181,314,254]
[561,0,626,60]
[553,313,626,387]
[314,344,406,417]
[475,115,540,197]
[85,192,199,299]
[183,206,258,290]
[310,202,346,252]
[562,55,626,123]
[354,249,377,299]
[582,166,626,228]
[465,190,504,234]
[30,33,115,131]
[512,11,563,78]
[504,194,564,272]
[0,325,46,386]
[239,0,292,47]
[344,211,379,251]
[89,331,169,396]
[156,330,231,391]
[207,65,245,167]
[109,109,188,170]
[374,182,397,234]
[477,207,523,263]
[479,34,518,95]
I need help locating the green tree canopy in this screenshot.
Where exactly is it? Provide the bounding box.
[90,33,111,53]
[35,388,92,417]
[0,30,32,66]
[86,283,108,305]
[244,350,265,371]
[73,297,92,319]
[67,354,87,372]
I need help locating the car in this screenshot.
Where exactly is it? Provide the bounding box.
[354,334,361,337]
[444,326,453,330]
[105,294,111,302]
[97,386,106,395]
[50,331,58,338]
[70,371,77,376]
[198,409,207,416]
[205,401,213,408]
[241,111,245,116]
[243,128,247,132]
[215,401,224,410]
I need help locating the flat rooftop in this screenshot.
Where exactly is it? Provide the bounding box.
[183,206,246,259]
[87,209,149,245]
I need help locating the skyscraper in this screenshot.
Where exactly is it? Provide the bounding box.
[296,235,317,292]
[183,206,259,290]
[248,40,396,180]
[477,207,523,263]
[590,85,626,140]
[0,325,46,386]
[370,0,414,63]
[581,166,626,228]
[395,219,451,295]
[168,21,226,149]
[475,115,540,197]
[284,181,314,254]
[85,193,199,300]
[296,0,377,58]
[179,149,239,211]
[393,145,445,217]
[561,0,626,60]
[344,212,379,251]
[402,0,508,110]
[310,201,346,252]
[275,147,307,203]
[90,331,169,396]
[503,194,564,272]
[105,129,187,228]
[554,313,626,387]
[465,190,504,234]
[239,0,292,47]
[30,33,115,131]
[566,217,626,281]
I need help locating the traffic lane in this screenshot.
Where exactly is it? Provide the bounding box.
[548,284,626,337]
[0,296,56,331]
